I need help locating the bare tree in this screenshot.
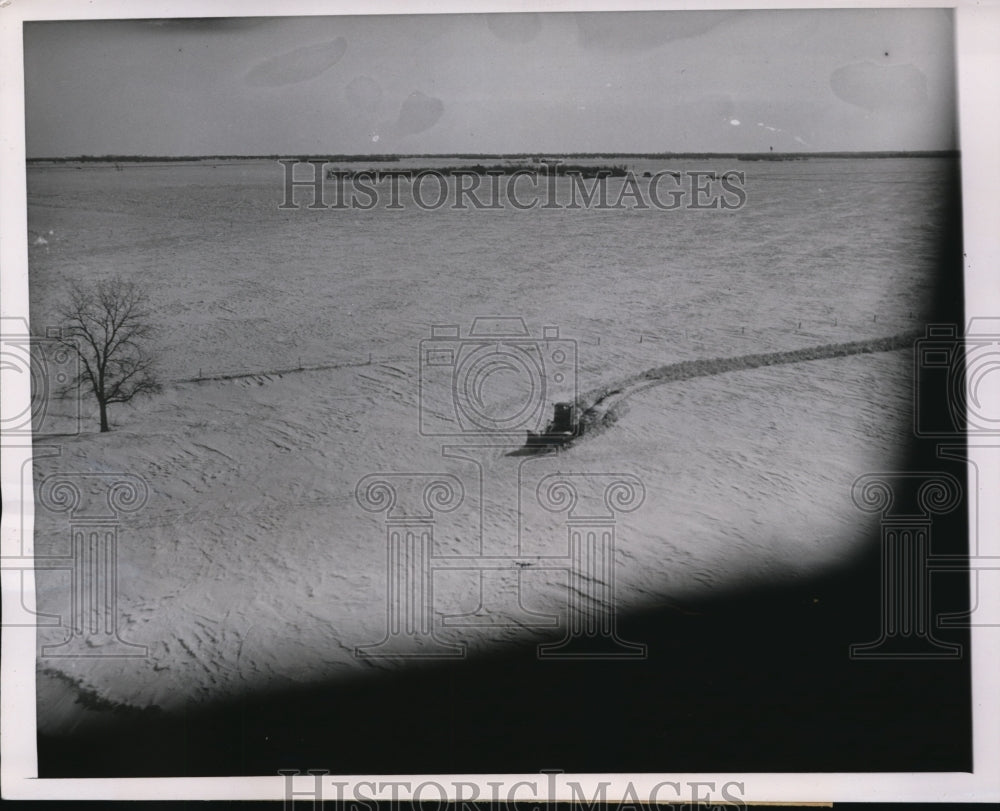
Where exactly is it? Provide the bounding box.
[56,276,161,432]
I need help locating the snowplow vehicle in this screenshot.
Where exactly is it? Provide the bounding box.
[525,402,583,449]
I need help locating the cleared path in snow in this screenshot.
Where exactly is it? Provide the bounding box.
[576,332,919,437]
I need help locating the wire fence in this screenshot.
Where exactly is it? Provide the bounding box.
[168,352,420,385]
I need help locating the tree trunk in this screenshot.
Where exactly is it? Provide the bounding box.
[99,400,109,432]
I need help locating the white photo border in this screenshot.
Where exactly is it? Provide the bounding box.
[2,0,997,802]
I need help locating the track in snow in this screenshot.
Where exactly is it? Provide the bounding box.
[574,332,919,440]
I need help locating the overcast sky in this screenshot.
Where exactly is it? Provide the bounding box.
[23,9,956,157]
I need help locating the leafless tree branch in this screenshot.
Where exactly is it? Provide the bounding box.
[54,276,162,432]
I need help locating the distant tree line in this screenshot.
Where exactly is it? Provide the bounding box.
[27,150,959,164]
[325,163,631,180]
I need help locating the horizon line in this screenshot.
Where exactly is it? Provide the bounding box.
[27,149,960,163]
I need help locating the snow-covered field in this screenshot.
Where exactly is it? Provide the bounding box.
[26,157,949,734]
